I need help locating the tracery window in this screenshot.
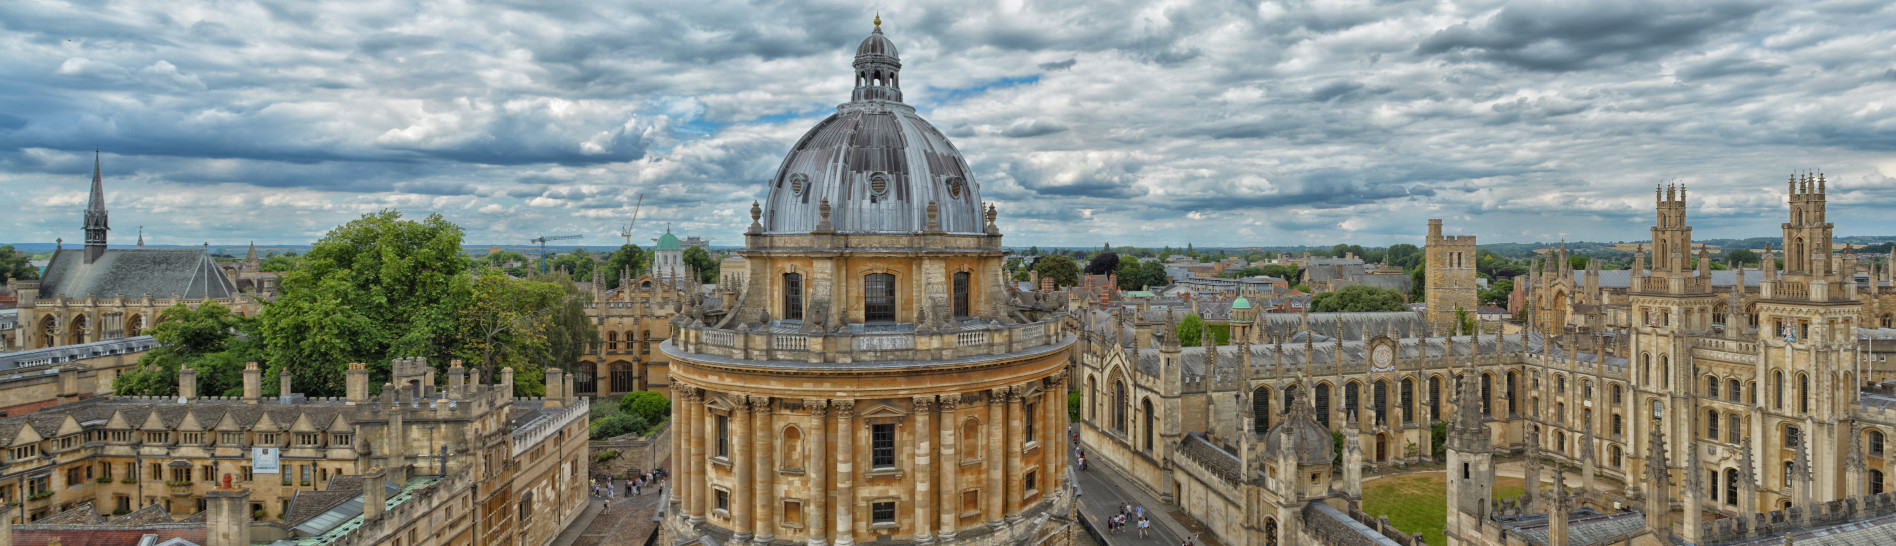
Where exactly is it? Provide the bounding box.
[1113,381,1128,434]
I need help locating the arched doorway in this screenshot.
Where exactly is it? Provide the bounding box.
[1375,433,1387,462]
[574,361,597,395]
[126,314,145,337]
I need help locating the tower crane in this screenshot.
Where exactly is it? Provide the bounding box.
[529,234,581,274]
[616,193,644,246]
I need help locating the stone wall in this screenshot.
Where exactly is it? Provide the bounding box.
[589,421,672,478]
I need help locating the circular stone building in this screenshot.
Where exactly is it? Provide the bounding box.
[662,18,1077,546]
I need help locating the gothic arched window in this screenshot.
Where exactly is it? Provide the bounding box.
[1142,399,1155,450]
[1314,383,1332,428]
[1725,468,1740,506]
[1112,381,1128,434]
[1400,378,1415,425]
[1253,386,1272,433]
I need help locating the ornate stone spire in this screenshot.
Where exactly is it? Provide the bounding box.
[84,151,109,264]
[135,226,144,249]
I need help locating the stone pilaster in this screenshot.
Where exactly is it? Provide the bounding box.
[913,396,935,544]
[938,394,961,541]
[986,389,1006,528]
[686,387,707,525]
[835,399,857,546]
[806,400,830,546]
[671,385,689,517]
[734,395,755,543]
[1005,385,1025,524]
[753,396,775,546]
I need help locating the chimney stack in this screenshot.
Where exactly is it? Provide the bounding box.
[363,468,388,520]
[346,363,369,405]
[545,368,566,408]
[448,360,466,398]
[205,486,252,546]
[501,367,515,397]
[179,366,197,401]
[278,369,293,399]
[56,366,80,404]
[243,362,261,403]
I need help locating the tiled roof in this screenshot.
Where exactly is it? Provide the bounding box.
[37,248,237,300]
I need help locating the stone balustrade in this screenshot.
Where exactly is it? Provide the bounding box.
[673,317,1063,365]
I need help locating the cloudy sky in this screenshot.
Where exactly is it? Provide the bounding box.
[3,0,1894,249]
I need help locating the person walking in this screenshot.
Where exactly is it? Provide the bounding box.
[1138,516,1150,538]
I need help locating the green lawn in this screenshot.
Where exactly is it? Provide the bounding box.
[1359,473,1525,546]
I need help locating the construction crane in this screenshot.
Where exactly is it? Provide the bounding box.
[616,193,645,245]
[529,234,581,274]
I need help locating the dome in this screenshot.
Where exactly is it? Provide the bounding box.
[1231,297,1252,310]
[655,228,682,251]
[760,20,985,235]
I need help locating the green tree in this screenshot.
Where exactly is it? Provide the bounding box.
[603,244,646,289]
[1032,255,1080,288]
[1177,313,1206,346]
[1013,269,1031,282]
[682,246,720,284]
[258,252,300,273]
[1383,243,1423,270]
[1568,255,1590,271]
[1480,279,1514,307]
[1454,306,1477,335]
[1309,285,1410,313]
[532,272,603,380]
[1084,252,1120,275]
[460,270,565,395]
[1228,266,1268,278]
[113,301,260,397]
[548,249,596,280]
[1726,249,1760,267]
[1257,265,1302,283]
[619,391,672,424]
[0,245,38,281]
[260,211,473,396]
[1410,267,1426,302]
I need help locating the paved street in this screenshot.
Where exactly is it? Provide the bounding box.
[1073,428,1219,546]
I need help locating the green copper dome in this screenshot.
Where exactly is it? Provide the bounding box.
[655,228,682,251]
[1231,297,1252,310]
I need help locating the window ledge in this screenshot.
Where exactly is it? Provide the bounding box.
[713,509,731,520]
[865,468,904,480]
[961,509,983,519]
[961,457,983,467]
[778,467,805,476]
[870,522,899,531]
[1024,441,1041,455]
[710,457,733,470]
[780,521,804,529]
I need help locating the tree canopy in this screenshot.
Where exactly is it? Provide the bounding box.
[548,249,596,280]
[1032,255,1080,288]
[1310,285,1410,313]
[682,246,720,284]
[0,245,37,281]
[1114,259,1169,290]
[603,244,646,289]
[114,301,262,397]
[259,211,474,396]
[1084,252,1120,275]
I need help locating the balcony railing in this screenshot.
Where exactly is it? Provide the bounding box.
[675,317,1063,365]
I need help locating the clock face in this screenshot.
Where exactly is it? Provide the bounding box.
[1372,344,1393,367]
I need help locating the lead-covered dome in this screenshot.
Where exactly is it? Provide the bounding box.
[760,19,985,235]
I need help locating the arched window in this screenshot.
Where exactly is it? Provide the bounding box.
[1728,379,1742,403]
[1085,377,1096,421]
[1283,384,1299,410]
[1506,372,1518,416]
[1872,430,1887,456]
[1612,384,1623,405]
[1661,355,1670,389]
[1728,413,1742,444]
[1641,353,1651,386]
[1112,381,1128,434]
[1706,409,1719,440]
[1428,376,1442,422]
[1725,468,1740,506]
[1874,469,1887,495]
[1784,462,1795,487]
[1799,373,1810,413]
[1253,386,1272,433]
[574,362,596,395]
[963,418,982,453]
[1609,445,1622,467]
[1400,378,1416,425]
[864,273,896,322]
[1555,431,1566,452]
[1373,380,1389,426]
[1612,413,1623,435]
[1774,371,1785,409]
[1556,402,1566,424]
[1344,382,1360,422]
[1706,376,1718,398]
[1314,383,1332,428]
[1264,517,1279,546]
[1142,399,1155,450]
[70,314,88,345]
[1785,425,1802,448]
[953,272,970,318]
[783,273,804,320]
[1480,374,1493,416]
[782,426,804,469]
[1556,374,1566,394]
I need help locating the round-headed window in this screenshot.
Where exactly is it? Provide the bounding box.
[789,173,807,196]
[870,173,889,195]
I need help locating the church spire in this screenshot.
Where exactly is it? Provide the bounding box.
[84,151,110,264]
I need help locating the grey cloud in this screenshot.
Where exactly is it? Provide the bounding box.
[1038,58,1076,71]
[1416,1,1771,71]
[999,119,1067,138]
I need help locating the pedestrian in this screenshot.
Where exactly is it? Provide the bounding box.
[1136,505,1143,519]
[627,480,634,497]
[1139,516,1149,538]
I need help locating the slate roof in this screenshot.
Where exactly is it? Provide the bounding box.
[37,503,106,525]
[0,396,353,446]
[36,248,237,300]
[1135,333,1544,377]
[0,335,158,371]
[1506,510,1646,546]
[114,503,182,525]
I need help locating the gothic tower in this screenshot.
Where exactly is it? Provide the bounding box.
[84,152,109,264]
[1445,370,1495,546]
[1783,173,1834,279]
[1426,219,1479,333]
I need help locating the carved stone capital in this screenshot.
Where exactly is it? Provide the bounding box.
[989,387,1010,405]
[804,399,829,417]
[938,394,961,412]
[681,387,702,403]
[833,399,856,413]
[748,396,772,412]
[913,396,934,413]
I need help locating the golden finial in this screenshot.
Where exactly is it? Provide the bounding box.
[874,13,882,31]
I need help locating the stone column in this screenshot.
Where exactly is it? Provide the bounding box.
[734,396,755,542]
[835,400,857,546]
[1049,372,1067,483]
[806,400,830,546]
[753,396,775,546]
[1005,385,1025,524]
[938,394,961,540]
[687,388,707,524]
[672,384,689,517]
[986,388,1006,528]
[913,396,935,544]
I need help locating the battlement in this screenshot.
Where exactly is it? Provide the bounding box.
[1700,491,1896,543]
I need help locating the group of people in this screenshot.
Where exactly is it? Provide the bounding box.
[1105,503,1151,538]
[590,467,668,511]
